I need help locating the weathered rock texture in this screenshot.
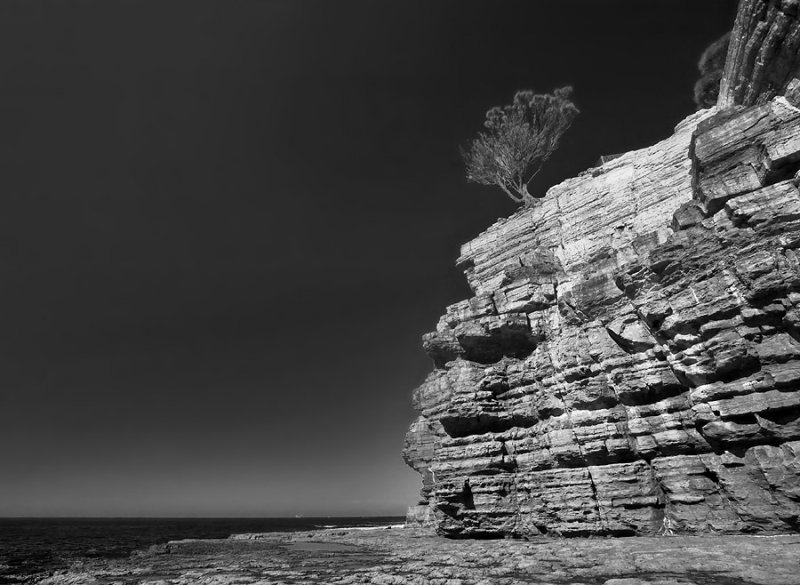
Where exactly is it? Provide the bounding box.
[404,1,800,538]
[35,529,800,585]
[718,0,800,108]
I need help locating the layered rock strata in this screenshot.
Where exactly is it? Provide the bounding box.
[719,0,800,108]
[404,5,800,535]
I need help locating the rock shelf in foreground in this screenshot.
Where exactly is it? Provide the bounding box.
[36,528,800,585]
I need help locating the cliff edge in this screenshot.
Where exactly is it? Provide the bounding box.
[404,0,800,537]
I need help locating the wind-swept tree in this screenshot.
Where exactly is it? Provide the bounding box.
[463,87,579,205]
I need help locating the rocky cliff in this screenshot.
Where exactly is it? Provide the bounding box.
[404,0,800,537]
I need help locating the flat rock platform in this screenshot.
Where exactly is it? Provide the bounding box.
[35,526,800,585]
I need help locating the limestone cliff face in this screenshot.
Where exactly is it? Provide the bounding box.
[404,1,800,537]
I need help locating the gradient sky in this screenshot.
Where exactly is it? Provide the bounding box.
[0,0,737,517]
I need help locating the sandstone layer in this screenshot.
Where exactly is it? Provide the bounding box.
[404,1,800,538]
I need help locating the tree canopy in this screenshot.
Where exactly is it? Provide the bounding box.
[463,87,579,205]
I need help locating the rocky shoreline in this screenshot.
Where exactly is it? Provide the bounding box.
[36,526,800,585]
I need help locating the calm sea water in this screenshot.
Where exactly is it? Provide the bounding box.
[0,516,404,584]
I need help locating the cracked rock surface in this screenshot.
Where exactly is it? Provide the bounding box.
[719,0,800,108]
[35,528,800,585]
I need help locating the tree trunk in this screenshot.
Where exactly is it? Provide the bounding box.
[498,183,525,204]
[518,183,536,206]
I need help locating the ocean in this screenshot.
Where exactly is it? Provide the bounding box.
[0,516,405,584]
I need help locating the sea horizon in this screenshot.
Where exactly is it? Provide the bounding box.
[0,515,407,520]
[0,516,407,584]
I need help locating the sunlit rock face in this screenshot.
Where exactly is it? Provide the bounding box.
[404,94,800,537]
[718,0,800,108]
[404,1,800,536]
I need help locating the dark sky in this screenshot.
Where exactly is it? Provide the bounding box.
[0,0,736,517]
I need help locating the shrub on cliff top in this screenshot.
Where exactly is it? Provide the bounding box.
[462,87,579,205]
[693,32,730,110]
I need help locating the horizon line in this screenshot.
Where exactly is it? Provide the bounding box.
[0,514,407,520]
